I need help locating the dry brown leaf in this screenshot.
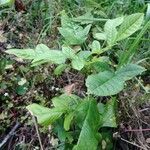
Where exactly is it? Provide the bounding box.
[64,83,77,95]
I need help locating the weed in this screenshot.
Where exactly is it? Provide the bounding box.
[5,9,149,149]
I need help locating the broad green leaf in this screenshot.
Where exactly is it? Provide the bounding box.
[90,61,110,72]
[104,17,123,46]
[86,71,124,96]
[6,49,36,59]
[26,104,63,126]
[62,46,76,59]
[73,11,108,24]
[71,57,85,70]
[71,51,91,70]
[77,51,91,60]
[92,40,101,53]
[94,32,106,40]
[6,44,67,66]
[52,94,80,111]
[60,10,74,28]
[105,17,124,28]
[89,56,111,72]
[116,64,146,81]
[86,64,145,96]
[73,100,100,150]
[54,64,68,76]
[74,100,90,128]
[116,13,144,41]
[58,23,91,45]
[64,112,74,131]
[101,98,117,127]
[32,44,66,65]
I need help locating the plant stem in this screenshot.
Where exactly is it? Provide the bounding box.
[32,116,44,150]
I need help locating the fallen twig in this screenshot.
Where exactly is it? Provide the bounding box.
[0,122,20,149]
[32,115,44,150]
[124,128,150,132]
[120,137,148,150]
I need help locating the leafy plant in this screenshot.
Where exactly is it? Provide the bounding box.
[27,94,116,150]
[86,64,145,96]
[6,11,148,149]
[0,0,14,7]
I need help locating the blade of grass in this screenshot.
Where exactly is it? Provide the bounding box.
[118,20,150,68]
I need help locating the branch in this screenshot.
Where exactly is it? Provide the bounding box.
[0,122,20,149]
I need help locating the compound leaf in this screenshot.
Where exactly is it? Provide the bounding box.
[6,44,67,66]
[59,13,91,45]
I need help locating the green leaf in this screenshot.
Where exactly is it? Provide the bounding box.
[116,13,144,41]
[101,98,117,127]
[62,46,76,59]
[16,85,28,95]
[60,10,73,28]
[77,51,91,60]
[146,3,150,20]
[94,32,106,40]
[26,104,63,126]
[97,103,105,115]
[71,57,85,70]
[32,44,66,65]
[54,118,73,143]
[0,0,14,7]
[71,51,91,70]
[59,15,91,45]
[116,64,146,81]
[86,64,145,96]
[86,71,124,96]
[6,44,67,66]
[6,49,36,59]
[74,100,90,128]
[54,64,68,76]
[52,94,80,111]
[92,40,101,53]
[64,112,74,131]
[104,17,123,46]
[73,12,94,24]
[73,100,100,150]
[89,56,110,72]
